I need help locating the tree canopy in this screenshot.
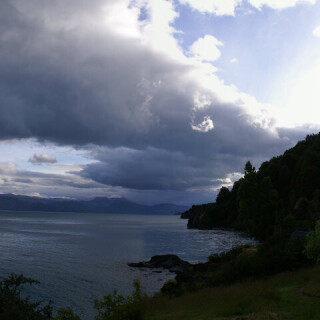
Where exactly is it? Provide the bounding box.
[186,133,320,241]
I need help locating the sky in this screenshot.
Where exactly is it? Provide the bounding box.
[0,0,320,206]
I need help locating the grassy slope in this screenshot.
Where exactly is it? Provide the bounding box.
[144,266,320,320]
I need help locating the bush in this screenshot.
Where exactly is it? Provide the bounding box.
[0,274,147,320]
[94,279,145,320]
[191,240,311,291]
[161,280,179,297]
[207,245,252,264]
[0,274,53,320]
[304,219,320,263]
[53,308,80,320]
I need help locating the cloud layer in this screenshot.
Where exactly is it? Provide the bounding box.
[0,0,318,204]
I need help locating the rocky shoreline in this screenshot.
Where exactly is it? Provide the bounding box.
[128,254,212,288]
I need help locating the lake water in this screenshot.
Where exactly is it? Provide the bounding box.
[0,211,255,319]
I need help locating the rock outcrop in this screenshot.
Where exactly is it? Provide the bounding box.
[128,254,192,273]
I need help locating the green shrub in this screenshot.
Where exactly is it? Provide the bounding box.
[161,280,181,297]
[304,219,320,263]
[53,308,80,320]
[94,279,145,320]
[234,251,264,277]
[0,274,53,320]
[207,244,253,264]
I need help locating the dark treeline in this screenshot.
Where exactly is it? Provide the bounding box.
[185,133,320,241]
[161,133,320,297]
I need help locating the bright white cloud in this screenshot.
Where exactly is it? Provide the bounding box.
[191,116,214,132]
[313,25,320,38]
[193,92,212,109]
[179,0,316,15]
[179,0,242,16]
[142,0,185,61]
[102,1,143,39]
[189,35,223,62]
[134,2,276,127]
[211,172,243,190]
[283,61,320,126]
[230,58,238,63]
[248,0,316,10]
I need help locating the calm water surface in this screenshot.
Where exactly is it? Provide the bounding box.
[0,211,255,319]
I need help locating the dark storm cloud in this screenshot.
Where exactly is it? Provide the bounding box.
[0,0,279,153]
[81,147,215,190]
[0,0,192,147]
[79,103,311,192]
[0,0,317,201]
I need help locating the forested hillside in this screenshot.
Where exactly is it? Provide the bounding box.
[185,133,320,240]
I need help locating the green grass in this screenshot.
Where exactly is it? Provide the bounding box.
[144,266,320,320]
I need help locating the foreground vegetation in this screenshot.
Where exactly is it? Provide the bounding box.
[0,274,145,320]
[146,265,320,320]
[3,263,320,320]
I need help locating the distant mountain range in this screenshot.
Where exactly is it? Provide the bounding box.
[0,193,188,215]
